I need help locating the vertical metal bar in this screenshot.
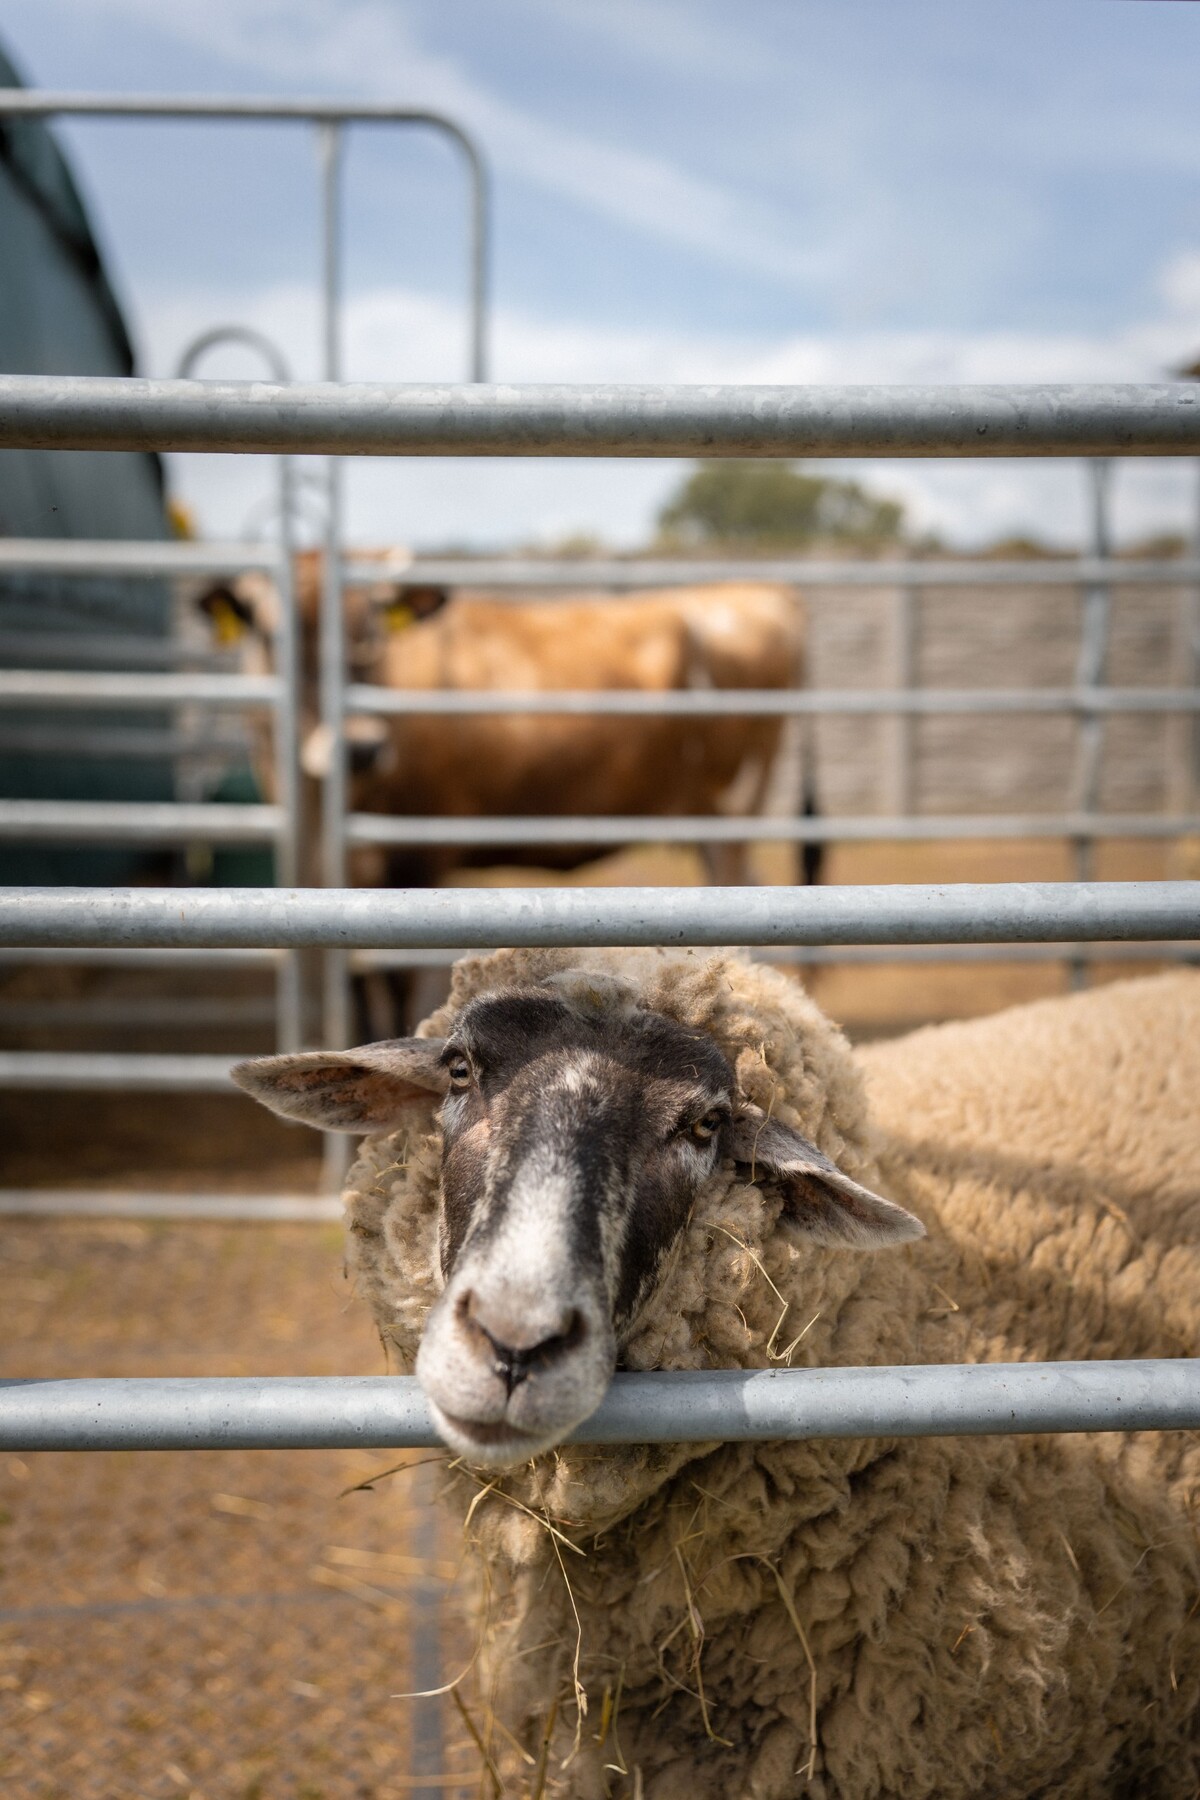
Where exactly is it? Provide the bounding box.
[1070,459,1114,986]
[273,451,305,1049]
[318,120,352,1185]
[1164,524,1198,822]
[1189,462,1200,810]
[1167,460,1200,881]
[883,585,918,816]
[405,1462,448,1797]
[404,115,476,1796]
[461,137,489,382]
[272,465,299,830]
[174,325,307,1051]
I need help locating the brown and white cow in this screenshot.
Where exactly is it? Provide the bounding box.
[199,553,816,890]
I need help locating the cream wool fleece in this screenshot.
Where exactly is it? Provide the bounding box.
[343,953,1200,1800]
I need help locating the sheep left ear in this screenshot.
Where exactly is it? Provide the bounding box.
[731,1108,924,1250]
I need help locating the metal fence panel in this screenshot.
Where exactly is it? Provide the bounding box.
[354,554,1200,589]
[2,881,1197,948]
[343,682,1200,718]
[2,1363,1198,1452]
[3,375,1200,457]
[344,811,1200,847]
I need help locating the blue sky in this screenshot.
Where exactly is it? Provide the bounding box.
[4,0,1200,548]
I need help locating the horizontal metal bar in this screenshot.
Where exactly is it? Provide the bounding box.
[0,670,279,708]
[0,539,279,576]
[352,939,1200,972]
[0,996,275,1028]
[345,683,1200,719]
[0,90,484,134]
[0,1053,237,1090]
[2,376,1199,459]
[0,633,235,671]
[9,943,1187,982]
[2,883,1195,949]
[765,940,1200,967]
[0,725,251,761]
[0,1190,338,1221]
[346,811,1200,847]
[0,947,281,968]
[0,801,282,844]
[2,1362,1197,1452]
[378,555,1200,590]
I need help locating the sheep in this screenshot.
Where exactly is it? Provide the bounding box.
[232,952,1200,1799]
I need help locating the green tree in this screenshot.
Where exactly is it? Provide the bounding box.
[656,460,905,551]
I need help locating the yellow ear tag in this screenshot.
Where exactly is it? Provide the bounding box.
[384,602,416,634]
[211,597,249,645]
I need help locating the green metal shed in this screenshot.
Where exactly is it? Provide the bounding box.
[0,42,174,883]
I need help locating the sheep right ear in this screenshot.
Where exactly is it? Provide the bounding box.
[732,1108,925,1250]
[230,1039,449,1132]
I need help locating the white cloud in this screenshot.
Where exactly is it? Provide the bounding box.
[140,262,1200,552]
[510,0,773,84]
[1156,251,1200,334]
[71,0,833,291]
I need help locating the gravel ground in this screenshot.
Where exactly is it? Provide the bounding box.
[0,1220,479,1800]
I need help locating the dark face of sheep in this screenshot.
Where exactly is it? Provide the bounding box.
[231,972,922,1466]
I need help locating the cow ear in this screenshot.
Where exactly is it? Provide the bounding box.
[731,1108,924,1250]
[231,1039,449,1133]
[195,582,256,644]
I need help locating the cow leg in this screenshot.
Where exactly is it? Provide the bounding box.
[702,821,823,886]
[801,778,825,887]
[701,748,778,886]
[404,964,453,1032]
[351,967,448,1039]
[797,720,824,886]
[700,840,750,885]
[356,970,404,1042]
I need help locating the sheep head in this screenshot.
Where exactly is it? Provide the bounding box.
[231,970,922,1466]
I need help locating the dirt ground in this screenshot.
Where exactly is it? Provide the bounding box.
[0,1219,477,1800]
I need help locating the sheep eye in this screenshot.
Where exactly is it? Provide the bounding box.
[690,1110,724,1143]
[446,1055,473,1090]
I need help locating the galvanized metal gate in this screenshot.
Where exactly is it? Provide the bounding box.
[0,91,489,1195]
[1,361,1200,1800]
[0,368,1197,1447]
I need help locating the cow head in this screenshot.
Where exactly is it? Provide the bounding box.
[194,572,450,782]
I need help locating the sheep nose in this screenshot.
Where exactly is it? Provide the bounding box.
[459,1291,585,1390]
